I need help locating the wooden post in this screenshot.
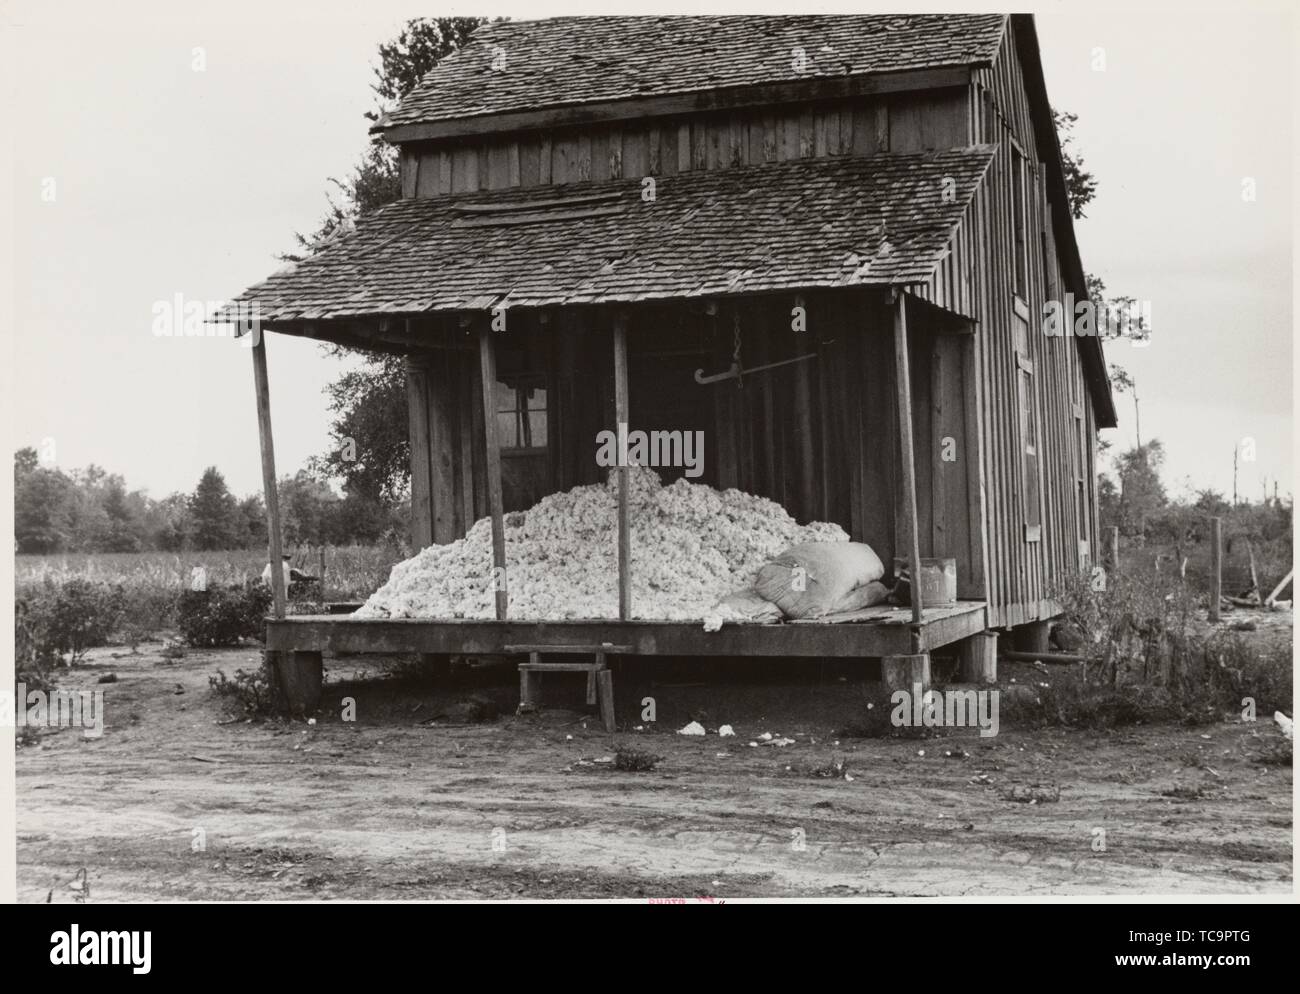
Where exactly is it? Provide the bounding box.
[275,650,323,716]
[251,333,286,619]
[1246,540,1262,604]
[1013,619,1051,655]
[596,669,616,733]
[892,291,924,624]
[478,324,508,620]
[1209,516,1222,622]
[881,653,930,693]
[1264,568,1294,608]
[613,313,631,620]
[406,357,434,550]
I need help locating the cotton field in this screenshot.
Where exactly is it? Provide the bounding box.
[356,467,847,621]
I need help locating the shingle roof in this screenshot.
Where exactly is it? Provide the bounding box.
[226,146,996,322]
[378,15,1007,131]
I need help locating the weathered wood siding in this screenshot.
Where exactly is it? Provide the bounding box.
[943,18,1099,628]
[399,19,1103,631]
[403,293,940,582]
[399,90,968,195]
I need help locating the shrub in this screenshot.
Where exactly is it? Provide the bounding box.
[614,747,663,772]
[209,663,276,717]
[21,578,126,664]
[14,598,57,697]
[178,581,272,647]
[118,586,181,651]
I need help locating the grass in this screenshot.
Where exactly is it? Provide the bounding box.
[15,545,402,635]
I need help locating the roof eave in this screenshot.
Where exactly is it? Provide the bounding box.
[1011,13,1118,429]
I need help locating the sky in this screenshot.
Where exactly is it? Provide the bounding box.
[2,0,1294,504]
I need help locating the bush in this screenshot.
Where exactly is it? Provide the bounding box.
[1021,566,1296,729]
[14,599,57,696]
[119,586,181,650]
[178,581,272,647]
[21,578,126,664]
[209,663,276,717]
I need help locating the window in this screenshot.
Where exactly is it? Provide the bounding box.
[1014,321,1041,542]
[495,378,547,452]
[1012,148,1028,300]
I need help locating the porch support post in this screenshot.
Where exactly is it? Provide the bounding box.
[613,312,631,620]
[251,331,286,619]
[892,290,924,624]
[406,355,434,550]
[477,321,508,620]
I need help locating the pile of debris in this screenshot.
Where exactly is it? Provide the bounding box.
[357,467,847,621]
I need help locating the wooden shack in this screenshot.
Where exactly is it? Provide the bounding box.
[225,14,1116,712]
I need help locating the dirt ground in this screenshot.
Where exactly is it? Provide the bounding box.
[15,628,1294,900]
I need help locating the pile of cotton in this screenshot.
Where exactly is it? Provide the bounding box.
[355,467,847,621]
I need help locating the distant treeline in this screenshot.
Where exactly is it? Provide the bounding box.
[14,447,407,554]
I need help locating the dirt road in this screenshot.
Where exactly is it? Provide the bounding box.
[15,643,1292,900]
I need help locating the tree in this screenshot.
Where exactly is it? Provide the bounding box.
[149,492,192,552]
[99,476,143,552]
[297,18,489,505]
[317,356,410,504]
[1053,110,1098,220]
[14,464,76,553]
[1107,363,1140,450]
[279,470,340,547]
[188,467,242,551]
[1114,440,1167,536]
[287,18,487,259]
[239,494,268,550]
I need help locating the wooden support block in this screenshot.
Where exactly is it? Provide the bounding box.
[587,651,605,705]
[274,650,323,716]
[520,651,541,709]
[881,653,930,693]
[597,669,616,733]
[1012,620,1051,655]
[958,631,997,684]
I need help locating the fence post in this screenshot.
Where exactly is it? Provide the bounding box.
[1209,516,1222,622]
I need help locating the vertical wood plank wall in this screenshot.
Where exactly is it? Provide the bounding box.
[396,25,1104,631]
[399,91,968,196]
[948,19,1099,628]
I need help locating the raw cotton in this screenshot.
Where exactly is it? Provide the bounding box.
[356,467,847,621]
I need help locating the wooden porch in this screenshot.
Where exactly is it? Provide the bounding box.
[266,600,987,658]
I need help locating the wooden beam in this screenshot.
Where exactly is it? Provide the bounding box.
[478,324,508,620]
[266,610,986,658]
[251,333,286,618]
[1265,568,1294,608]
[406,358,434,550]
[613,313,632,620]
[893,292,924,624]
